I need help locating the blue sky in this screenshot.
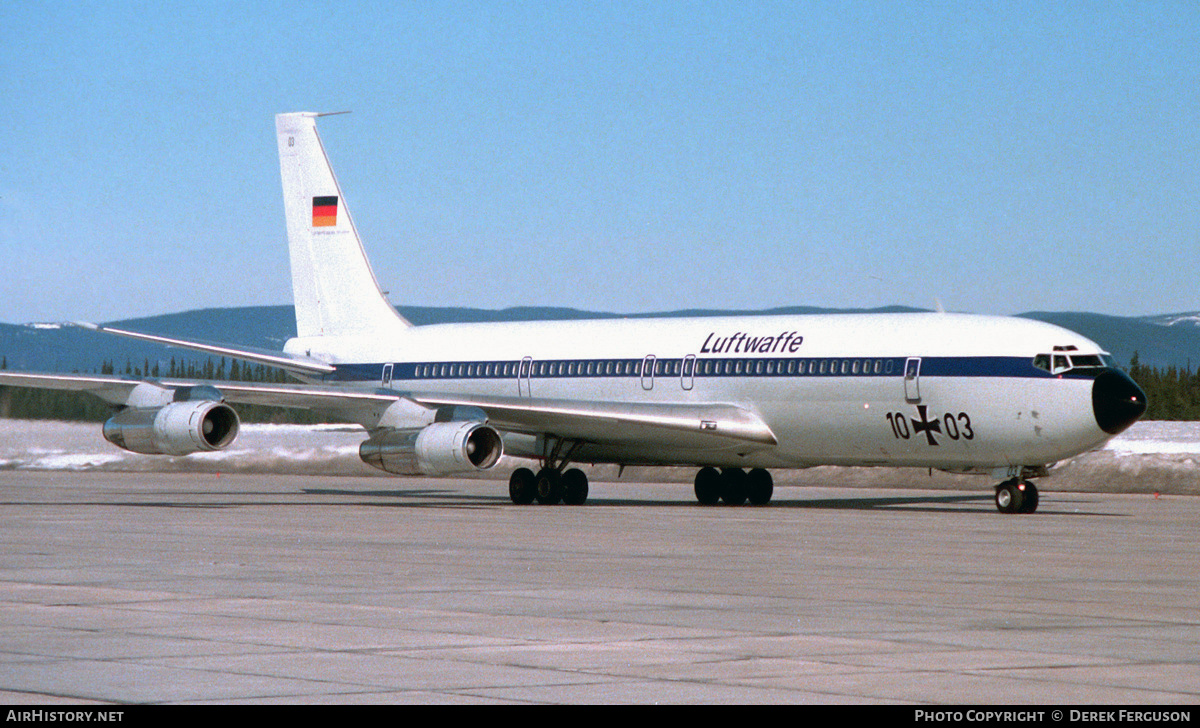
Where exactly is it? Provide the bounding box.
[2,1,1197,324]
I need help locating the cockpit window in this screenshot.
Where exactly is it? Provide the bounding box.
[1034,351,1111,375]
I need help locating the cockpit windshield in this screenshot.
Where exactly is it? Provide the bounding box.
[1032,349,1114,375]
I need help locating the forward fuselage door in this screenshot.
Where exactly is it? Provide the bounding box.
[518,356,533,397]
[381,363,393,388]
[904,356,922,402]
[641,355,656,391]
[681,354,696,391]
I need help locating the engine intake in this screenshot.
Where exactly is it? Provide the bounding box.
[360,422,503,476]
[103,400,240,455]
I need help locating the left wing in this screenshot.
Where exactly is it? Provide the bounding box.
[0,369,777,452]
[13,323,781,451]
[0,371,390,409]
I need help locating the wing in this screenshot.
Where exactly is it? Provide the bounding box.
[31,323,778,450]
[412,391,777,449]
[0,371,775,453]
[0,371,389,409]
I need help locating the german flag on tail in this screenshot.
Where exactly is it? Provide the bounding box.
[312,196,338,227]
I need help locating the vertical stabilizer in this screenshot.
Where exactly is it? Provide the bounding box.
[276,112,412,338]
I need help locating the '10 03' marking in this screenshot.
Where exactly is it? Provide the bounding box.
[886,406,974,446]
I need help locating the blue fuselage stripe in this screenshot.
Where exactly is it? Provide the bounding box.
[331,356,1079,383]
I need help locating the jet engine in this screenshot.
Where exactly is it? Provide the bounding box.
[103,400,240,456]
[359,421,503,476]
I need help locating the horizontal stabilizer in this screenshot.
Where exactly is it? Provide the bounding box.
[76,322,337,376]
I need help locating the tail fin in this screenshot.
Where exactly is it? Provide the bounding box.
[276,112,412,339]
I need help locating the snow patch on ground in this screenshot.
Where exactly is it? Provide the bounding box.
[0,419,1195,494]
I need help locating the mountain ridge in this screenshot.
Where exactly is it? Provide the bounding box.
[3,305,1197,373]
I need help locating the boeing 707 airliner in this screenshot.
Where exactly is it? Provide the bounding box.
[0,112,1147,513]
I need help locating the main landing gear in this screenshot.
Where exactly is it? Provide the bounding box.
[508,437,589,506]
[994,479,1039,514]
[694,467,774,506]
[508,466,590,506]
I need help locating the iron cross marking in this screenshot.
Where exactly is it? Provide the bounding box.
[911,405,942,446]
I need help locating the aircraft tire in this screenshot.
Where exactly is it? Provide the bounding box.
[694,467,722,505]
[562,468,589,505]
[535,468,563,505]
[747,468,774,505]
[720,468,748,506]
[509,468,537,505]
[995,480,1024,514]
[1018,481,1039,513]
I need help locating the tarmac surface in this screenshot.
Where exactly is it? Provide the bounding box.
[0,470,1197,704]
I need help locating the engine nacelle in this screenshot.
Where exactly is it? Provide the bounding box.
[103,400,240,456]
[359,422,503,476]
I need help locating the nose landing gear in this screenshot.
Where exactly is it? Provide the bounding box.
[995,479,1039,514]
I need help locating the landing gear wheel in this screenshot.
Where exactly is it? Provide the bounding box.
[1018,481,1039,513]
[746,468,774,505]
[509,467,536,505]
[720,468,748,506]
[995,480,1025,514]
[535,468,563,505]
[562,468,589,505]
[694,467,721,505]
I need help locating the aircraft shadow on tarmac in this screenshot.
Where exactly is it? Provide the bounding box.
[0,488,1111,516]
[295,486,1121,515]
[300,487,1026,513]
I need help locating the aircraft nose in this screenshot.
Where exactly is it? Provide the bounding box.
[1092,368,1147,435]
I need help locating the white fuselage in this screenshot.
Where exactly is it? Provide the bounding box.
[288,311,1117,472]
